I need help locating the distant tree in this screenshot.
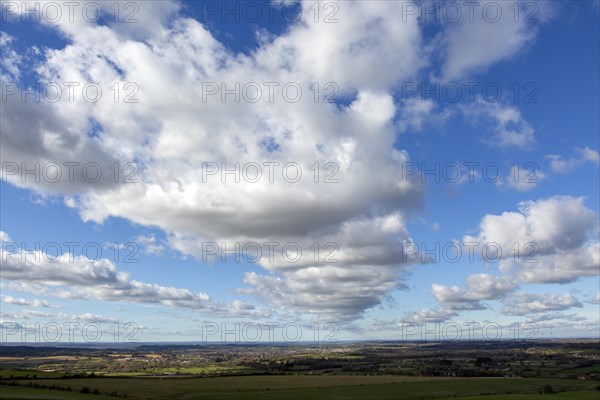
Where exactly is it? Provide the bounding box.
[542,385,555,394]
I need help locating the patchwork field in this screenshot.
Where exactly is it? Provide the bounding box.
[1,341,598,399]
[1,375,598,399]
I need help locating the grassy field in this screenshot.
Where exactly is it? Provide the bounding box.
[0,385,115,399]
[101,365,255,377]
[451,393,600,400]
[0,371,64,379]
[2,375,597,399]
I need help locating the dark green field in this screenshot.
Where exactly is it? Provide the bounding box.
[1,375,598,399]
[2,341,598,399]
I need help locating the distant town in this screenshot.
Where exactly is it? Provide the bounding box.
[1,339,599,398]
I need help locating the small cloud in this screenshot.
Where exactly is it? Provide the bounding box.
[403,308,458,323]
[0,32,21,81]
[586,292,600,305]
[64,197,78,208]
[0,295,57,308]
[545,147,600,173]
[0,231,12,242]
[134,234,165,255]
[501,165,545,192]
[526,312,586,323]
[461,100,535,149]
[397,99,450,133]
[502,293,582,316]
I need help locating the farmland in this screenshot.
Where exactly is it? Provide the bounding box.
[1,340,598,399]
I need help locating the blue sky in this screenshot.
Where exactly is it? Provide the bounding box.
[1,0,599,343]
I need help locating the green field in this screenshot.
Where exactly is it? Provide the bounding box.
[2,375,597,399]
[0,385,115,399]
[451,393,599,400]
[0,371,64,379]
[101,365,254,377]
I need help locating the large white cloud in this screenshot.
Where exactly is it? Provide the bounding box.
[464,196,597,257]
[260,0,425,93]
[463,196,599,284]
[428,196,598,320]
[0,1,428,322]
[0,0,563,322]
